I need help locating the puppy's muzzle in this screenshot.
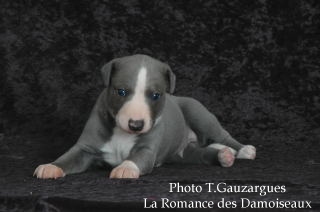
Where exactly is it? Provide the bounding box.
[128,119,144,132]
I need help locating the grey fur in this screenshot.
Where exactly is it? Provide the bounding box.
[39,54,255,177]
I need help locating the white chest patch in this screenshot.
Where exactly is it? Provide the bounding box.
[101,127,137,166]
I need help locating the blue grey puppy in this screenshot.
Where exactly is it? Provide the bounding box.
[34,54,256,179]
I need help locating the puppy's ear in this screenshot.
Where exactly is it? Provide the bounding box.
[101,59,116,87]
[164,63,176,94]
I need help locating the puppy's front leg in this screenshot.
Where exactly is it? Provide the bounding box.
[110,144,157,179]
[34,93,110,179]
[34,144,94,179]
[110,160,140,179]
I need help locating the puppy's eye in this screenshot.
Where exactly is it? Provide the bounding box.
[117,89,127,97]
[150,93,161,101]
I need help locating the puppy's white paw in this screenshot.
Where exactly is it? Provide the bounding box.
[208,143,237,155]
[237,145,256,159]
[218,147,235,167]
[34,164,65,179]
[110,160,140,179]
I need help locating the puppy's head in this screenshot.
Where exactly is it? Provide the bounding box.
[101,54,175,134]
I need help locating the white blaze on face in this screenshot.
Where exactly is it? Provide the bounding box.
[116,67,152,133]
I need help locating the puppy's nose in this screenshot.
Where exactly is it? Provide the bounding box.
[128,119,144,132]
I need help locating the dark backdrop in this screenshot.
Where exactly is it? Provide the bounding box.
[0,0,319,211]
[1,0,319,138]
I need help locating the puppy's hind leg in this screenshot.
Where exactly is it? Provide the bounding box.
[176,97,243,150]
[172,142,235,167]
[237,145,256,159]
[176,97,256,160]
[208,143,236,167]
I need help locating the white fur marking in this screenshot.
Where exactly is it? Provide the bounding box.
[116,66,152,133]
[154,116,162,127]
[101,127,137,166]
[110,160,140,178]
[135,67,147,94]
[187,129,197,143]
[34,164,65,179]
[237,145,256,159]
[118,160,140,172]
[208,143,237,155]
[178,127,198,158]
[218,148,235,167]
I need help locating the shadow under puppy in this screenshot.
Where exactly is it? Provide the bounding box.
[34,54,256,179]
